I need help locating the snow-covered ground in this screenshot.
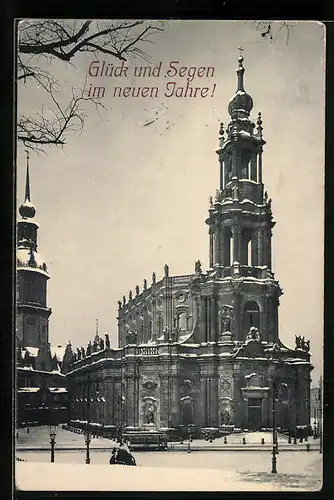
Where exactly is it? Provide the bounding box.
[15,461,322,492]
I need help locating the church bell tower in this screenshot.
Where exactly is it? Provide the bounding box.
[16,153,51,349]
[205,55,282,344]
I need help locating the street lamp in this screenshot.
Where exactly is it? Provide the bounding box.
[271,381,278,474]
[49,425,58,463]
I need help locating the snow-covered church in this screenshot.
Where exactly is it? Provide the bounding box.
[66,57,313,434]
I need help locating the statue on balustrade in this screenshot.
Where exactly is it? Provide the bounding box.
[246,326,260,342]
[86,341,92,356]
[81,346,86,358]
[77,348,81,360]
[99,337,104,350]
[105,334,110,348]
[164,264,169,278]
[195,259,202,274]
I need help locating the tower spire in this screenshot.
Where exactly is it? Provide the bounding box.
[25,150,31,202]
[19,151,36,219]
[236,54,245,92]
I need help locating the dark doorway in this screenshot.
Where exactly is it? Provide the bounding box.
[247,398,262,430]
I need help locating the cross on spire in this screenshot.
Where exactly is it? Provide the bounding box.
[238,46,244,56]
[24,149,31,202]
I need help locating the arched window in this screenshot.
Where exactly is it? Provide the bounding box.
[225,151,233,185]
[158,315,163,336]
[240,148,251,179]
[243,301,260,336]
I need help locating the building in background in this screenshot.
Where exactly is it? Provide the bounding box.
[16,157,71,427]
[65,57,313,435]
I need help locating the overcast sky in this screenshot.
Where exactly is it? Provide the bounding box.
[17,20,325,382]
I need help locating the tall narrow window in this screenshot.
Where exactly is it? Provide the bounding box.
[230,234,234,266]
[247,239,252,266]
[240,148,251,179]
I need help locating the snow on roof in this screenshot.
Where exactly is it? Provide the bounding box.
[22,346,39,357]
[245,373,259,379]
[18,387,40,393]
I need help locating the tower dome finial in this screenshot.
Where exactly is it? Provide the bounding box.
[228,52,253,118]
[19,151,36,219]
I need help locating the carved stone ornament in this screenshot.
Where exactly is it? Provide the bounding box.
[142,380,157,393]
[221,378,231,393]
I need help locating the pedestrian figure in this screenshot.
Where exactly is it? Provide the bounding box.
[111,443,136,466]
[242,437,246,445]
[261,438,265,445]
[224,436,227,444]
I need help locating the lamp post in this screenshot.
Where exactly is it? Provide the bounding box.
[271,381,278,474]
[49,425,58,463]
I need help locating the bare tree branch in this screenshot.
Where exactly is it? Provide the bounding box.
[17,19,168,151]
[253,21,295,44]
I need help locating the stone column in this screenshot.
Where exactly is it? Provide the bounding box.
[209,228,214,268]
[206,377,210,426]
[232,148,238,178]
[258,149,263,183]
[169,373,179,428]
[200,298,207,343]
[232,225,241,263]
[257,228,263,267]
[267,230,272,270]
[233,289,241,341]
[206,297,211,341]
[251,151,257,181]
[220,159,225,190]
[214,223,220,266]
[125,374,135,426]
[210,296,217,342]
[251,230,258,266]
[199,374,207,428]
[209,375,219,426]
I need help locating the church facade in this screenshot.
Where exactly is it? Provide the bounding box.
[66,57,312,435]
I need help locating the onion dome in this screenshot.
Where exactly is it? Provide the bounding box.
[19,153,36,219]
[228,56,253,118]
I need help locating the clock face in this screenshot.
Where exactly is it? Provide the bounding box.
[177,293,185,303]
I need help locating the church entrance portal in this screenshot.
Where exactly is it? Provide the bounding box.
[247,398,262,430]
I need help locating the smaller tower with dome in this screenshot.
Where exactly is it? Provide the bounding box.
[16,152,51,351]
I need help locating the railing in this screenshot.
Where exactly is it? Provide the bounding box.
[172,275,193,284]
[139,346,159,356]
